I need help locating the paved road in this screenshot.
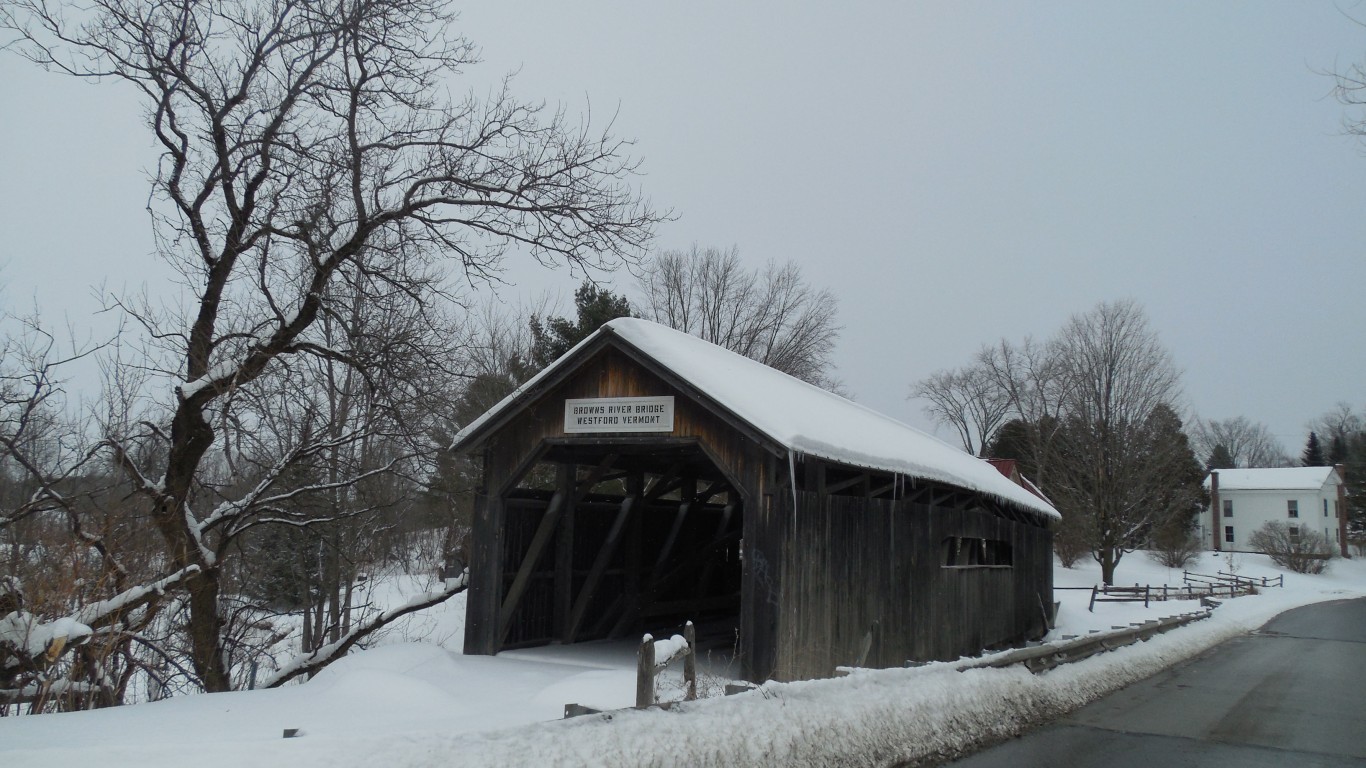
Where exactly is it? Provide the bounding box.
[946,597,1366,767]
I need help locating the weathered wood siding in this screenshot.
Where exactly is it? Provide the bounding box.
[774,491,1052,681]
[462,338,1053,685]
[465,344,784,675]
[479,346,773,501]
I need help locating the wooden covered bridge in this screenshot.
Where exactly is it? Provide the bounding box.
[449,318,1057,682]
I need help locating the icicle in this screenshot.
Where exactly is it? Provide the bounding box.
[788,449,799,513]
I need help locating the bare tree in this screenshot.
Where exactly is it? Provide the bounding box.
[2,0,660,693]
[1189,416,1289,468]
[223,265,464,663]
[1046,300,1190,584]
[915,302,1204,581]
[912,362,1011,457]
[636,245,840,389]
[1308,402,1361,465]
[1248,521,1333,574]
[1309,402,1362,440]
[0,317,179,712]
[975,336,1067,488]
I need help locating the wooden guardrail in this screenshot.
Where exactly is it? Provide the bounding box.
[964,609,1212,674]
[567,599,1216,721]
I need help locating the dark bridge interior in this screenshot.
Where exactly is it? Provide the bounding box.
[496,440,744,653]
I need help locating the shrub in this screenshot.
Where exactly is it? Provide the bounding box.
[1248,521,1333,574]
[1148,523,1202,569]
[1053,516,1090,568]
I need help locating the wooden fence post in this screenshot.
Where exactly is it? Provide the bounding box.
[684,621,697,701]
[636,634,655,709]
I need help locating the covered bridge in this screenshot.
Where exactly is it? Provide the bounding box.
[450,318,1057,682]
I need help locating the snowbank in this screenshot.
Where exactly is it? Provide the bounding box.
[2,552,1362,768]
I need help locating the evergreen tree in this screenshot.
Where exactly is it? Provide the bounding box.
[1329,433,1348,466]
[1206,443,1236,471]
[984,416,1059,487]
[1302,431,1327,467]
[985,419,1033,466]
[529,281,634,368]
[1345,433,1366,544]
[1140,404,1209,537]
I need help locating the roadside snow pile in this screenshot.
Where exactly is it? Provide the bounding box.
[1,552,1362,768]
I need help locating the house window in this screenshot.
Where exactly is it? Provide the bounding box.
[1287,500,1298,518]
[1288,525,1300,542]
[1324,499,1329,517]
[1224,526,1235,544]
[1222,499,1233,517]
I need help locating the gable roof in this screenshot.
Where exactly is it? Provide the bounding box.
[452,317,1059,519]
[986,459,1054,505]
[1204,466,1340,492]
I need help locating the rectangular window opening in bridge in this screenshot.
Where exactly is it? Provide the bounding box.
[942,537,1013,568]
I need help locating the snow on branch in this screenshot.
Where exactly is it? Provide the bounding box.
[70,566,202,628]
[0,679,102,706]
[197,431,398,537]
[260,571,468,689]
[1,564,201,680]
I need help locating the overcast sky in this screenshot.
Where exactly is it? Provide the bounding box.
[2,2,1365,455]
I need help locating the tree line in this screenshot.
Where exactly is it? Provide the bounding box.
[914,300,1204,584]
[0,0,843,714]
[914,301,1366,581]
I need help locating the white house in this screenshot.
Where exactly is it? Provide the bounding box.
[1203,466,1347,556]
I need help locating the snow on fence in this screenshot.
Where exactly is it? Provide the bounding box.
[1079,569,1283,613]
[636,621,697,709]
[572,603,1217,723]
[1088,584,1150,612]
[565,622,699,717]
[1181,569,1281,597]
[1213,570,1283,589]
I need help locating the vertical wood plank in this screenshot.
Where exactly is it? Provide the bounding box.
[636,635,655,709]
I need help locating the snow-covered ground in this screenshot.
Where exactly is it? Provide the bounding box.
[2,551,1363,767]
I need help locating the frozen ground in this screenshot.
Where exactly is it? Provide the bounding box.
[2,551,1363,767]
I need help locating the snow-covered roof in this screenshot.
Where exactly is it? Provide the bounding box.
[1204,466,1340,492]
[453,318,1058,520]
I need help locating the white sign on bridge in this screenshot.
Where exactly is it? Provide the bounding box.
[564,396,675,434]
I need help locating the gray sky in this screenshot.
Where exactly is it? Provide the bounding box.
[2,1,1364,454]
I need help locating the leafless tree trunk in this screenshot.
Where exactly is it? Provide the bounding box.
[3,0,660,693]
[636,246,841,389]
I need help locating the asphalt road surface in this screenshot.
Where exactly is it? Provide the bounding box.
[946,597,1366,768]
